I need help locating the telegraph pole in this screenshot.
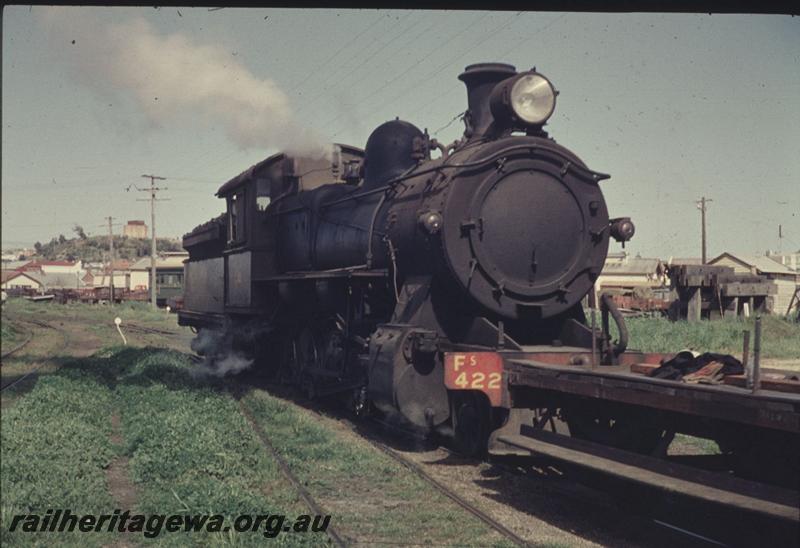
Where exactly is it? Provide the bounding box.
[107,216,115,303]
[696,196,712,264]
[138,175,167,308]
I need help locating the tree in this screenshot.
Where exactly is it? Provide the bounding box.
[58,234,67,244]
[73,224,87,240]
[34,242,42,254]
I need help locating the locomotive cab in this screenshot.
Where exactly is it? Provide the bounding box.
[179,145,364,326]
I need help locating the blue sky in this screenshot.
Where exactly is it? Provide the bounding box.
[2,7,798,259]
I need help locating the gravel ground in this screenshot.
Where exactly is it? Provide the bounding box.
[270,396,673,548]
[390,445,663,548]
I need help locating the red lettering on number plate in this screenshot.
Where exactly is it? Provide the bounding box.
[444,352,504,406]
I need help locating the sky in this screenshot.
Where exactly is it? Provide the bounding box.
[2,6,799,260]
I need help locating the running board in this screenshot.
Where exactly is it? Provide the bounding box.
[499,425,799,523]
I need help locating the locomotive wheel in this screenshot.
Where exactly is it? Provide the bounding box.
[451,392,491,458]
[277,336,298,385]
[294,326,322,380]
[565,412,667,455]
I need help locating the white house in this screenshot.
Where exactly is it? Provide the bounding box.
[1,270,43,291]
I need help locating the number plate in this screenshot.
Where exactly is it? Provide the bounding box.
[443,352,504,406]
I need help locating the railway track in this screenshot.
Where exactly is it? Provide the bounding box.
[232,382,530,547]
[230,375,798,547]
[124,323,183,337]
[225,375,536,547]
[236,397,348,548]
[1,318,68,392]
[1,321,34,361]
[178,353,796,547]
[365,432,532,547]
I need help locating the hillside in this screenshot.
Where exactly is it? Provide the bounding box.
[32,233,183,262]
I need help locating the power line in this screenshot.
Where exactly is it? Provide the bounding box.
[332,12,519,138]
[311,13,451,129]
[291,11,387,92]
[320,13,485,133]
[403,12,524,124]
[298,12,418,112]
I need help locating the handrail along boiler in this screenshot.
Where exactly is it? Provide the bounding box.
[179,63,799,526]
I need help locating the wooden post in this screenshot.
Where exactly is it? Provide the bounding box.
[742,330,751,387]
[752,317,761,393]
[687,287,702,322]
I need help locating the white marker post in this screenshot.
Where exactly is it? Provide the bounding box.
[114,317,127,346]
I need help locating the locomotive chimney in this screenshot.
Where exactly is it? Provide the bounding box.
[458,63,517,140]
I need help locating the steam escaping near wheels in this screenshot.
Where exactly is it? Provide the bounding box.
[190,328,254,378]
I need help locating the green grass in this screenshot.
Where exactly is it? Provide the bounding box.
[3,298,177,326]
[1,354,119,547]
[621,315,800,359]
[1,343,512,547]
[243,391,514,547]
[1,318,24,349]
[1,347,327,547]
[114,348,324,547]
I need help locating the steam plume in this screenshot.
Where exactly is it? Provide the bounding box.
[190,328,253,378]
[37,7,329,157]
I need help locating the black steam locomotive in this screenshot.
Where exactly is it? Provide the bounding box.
[179,62,635,452]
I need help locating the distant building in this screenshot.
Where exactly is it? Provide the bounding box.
[89,259,132,289]
[708,252,800,315]
[123,220,148,239]
[766,251,800,272]
[597,252,667,294]
[666,257,703,267]
[1,270,42,291]
[130,252,188,304]
[18,260,83,274]
[1,270,86,292]
[1,260,29,271]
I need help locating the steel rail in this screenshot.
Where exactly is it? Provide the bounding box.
[205,365,739,547]
[1,320,34,361]
[246,384,532,548]
[237,400,348,548]
[237,377,743,547]
[366,436,532,548]
[1,319,68,392]
[124,323,181,336]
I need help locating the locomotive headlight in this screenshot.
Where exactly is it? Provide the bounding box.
[490,71,557,128]
[510,74,556,125]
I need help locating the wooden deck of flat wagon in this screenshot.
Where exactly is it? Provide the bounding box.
[444,346,799,544]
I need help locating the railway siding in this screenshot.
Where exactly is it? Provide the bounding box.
[242,390,516,547]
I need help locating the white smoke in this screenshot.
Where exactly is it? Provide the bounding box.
[190,328,253,378]
[36,7,330,158]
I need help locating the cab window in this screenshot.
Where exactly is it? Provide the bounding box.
[256,177,271,211]
[228,190,245,243]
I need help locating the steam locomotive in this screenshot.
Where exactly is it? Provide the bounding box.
[178,61,799,494]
